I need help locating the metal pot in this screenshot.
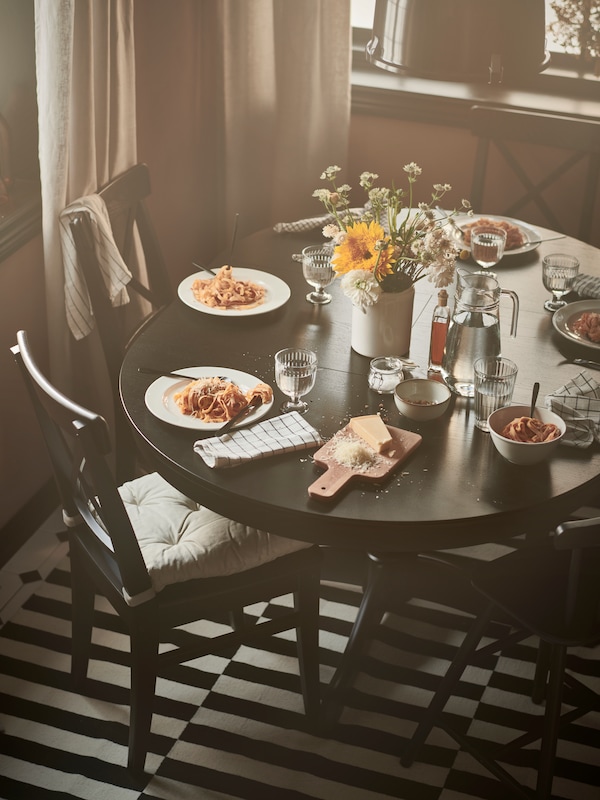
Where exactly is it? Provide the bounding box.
[366,0,549,82]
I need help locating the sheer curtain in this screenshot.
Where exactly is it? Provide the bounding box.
[34,0,137,395]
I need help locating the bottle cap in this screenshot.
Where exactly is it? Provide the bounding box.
[438,289,448,306]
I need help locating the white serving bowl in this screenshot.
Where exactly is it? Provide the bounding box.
[488,405,566,465]
[394,378,452,421]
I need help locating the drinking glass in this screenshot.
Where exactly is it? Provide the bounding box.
[542,254,580,312]
[274,348,317,413]
[302,245,335,304]
[471,226,507,270]
[473,356,518,432]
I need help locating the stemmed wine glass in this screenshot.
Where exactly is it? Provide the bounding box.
[471,225,507,270]
[301,245,335,304]
[542,253,580,312]
[274,348,317,413]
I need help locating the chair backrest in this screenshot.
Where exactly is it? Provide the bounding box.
[67,162,173,388]
[554,515,600,635]
[11,329,153,604]
[470,105,600,243]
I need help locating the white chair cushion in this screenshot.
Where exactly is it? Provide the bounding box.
[118,472,311,592]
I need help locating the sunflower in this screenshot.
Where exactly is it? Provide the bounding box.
[331,221,393,279]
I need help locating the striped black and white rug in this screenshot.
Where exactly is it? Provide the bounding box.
[0,549,598,800]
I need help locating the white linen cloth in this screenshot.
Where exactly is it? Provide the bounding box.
[59,194,133,340]
[545,370,600,448]
[572,273,600,299]
[194,411,323,469]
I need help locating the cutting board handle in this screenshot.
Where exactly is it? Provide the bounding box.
[308,468,354,500]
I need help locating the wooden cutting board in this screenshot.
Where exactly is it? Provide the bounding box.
[308,424,422,501]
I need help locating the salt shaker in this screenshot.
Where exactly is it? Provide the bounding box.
[428,289,450,372]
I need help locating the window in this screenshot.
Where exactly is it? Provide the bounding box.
[351,0,600,80]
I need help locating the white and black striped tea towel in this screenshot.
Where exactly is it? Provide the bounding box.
[573,273,600,299]
[545,370,600,448]
[194,411,323,468]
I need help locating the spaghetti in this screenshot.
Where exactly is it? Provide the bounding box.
[192,265,266,310]
[500,416,561,443]
[174,377,272,423]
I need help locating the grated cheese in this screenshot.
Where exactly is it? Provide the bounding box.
[332,439,377,471]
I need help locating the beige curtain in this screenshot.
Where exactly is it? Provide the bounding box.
[134,1,351,284]
[35,0,137,395]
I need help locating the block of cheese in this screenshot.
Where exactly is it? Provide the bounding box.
[348,414,393,453]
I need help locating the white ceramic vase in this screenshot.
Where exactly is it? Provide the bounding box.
[351,285,415,358]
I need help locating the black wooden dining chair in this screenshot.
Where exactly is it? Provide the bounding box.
[11,329,322,778]
[401,515,600,799]
[469,105,600,244]
[64,163,173,482]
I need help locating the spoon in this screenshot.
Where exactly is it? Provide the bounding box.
[530,381,540,418]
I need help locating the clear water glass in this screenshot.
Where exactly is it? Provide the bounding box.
[274,348,317,413]
[302,245,335,304]
[542,253,579,312]
[471,226,507,270]
[473,356,518,431]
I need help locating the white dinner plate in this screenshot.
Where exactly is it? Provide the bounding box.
[177,268,291,316]
[144,367,274,430]
[552,300,600,352]
[452,214,543,257]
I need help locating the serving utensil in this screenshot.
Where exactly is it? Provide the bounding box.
[218,395,263,434]
[138,367,228,381]
[572,358,600,371]
[530,381,540,418]
[191,261,217,276]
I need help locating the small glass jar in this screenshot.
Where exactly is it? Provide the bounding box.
[368,356,404,394]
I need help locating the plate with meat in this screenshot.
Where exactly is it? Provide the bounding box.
[552,300,600,351]
[451,214,542,257]
[144,367,274,429]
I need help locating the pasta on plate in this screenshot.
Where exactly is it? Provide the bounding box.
[460,218,526,250]
[174,377,272,423]
[192,265,266,310]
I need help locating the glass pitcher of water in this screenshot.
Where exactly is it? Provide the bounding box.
[442,271,519,396]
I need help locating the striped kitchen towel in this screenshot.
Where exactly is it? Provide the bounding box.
[194,411,323,468]
[273,207,364,234]
[545,370,600,447]
[59,194,133,340]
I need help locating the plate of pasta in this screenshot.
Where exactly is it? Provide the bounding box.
[178,265,291,316]
[144,367,274,430]
[552,300,600,351]
[451,214,542,256]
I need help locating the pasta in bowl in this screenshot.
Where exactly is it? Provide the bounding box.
[488,405,566,465]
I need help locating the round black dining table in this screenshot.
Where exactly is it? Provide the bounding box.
[120,225,600,554]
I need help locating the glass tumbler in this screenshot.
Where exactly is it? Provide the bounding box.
[473,356,518,432]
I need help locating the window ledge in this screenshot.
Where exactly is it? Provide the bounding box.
[352,51,600,127]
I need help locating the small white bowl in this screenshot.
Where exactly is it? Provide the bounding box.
[488,405,566,465]
[394,378,451,421]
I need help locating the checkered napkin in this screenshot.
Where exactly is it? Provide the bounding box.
[573,274,600,299]
[545,370,600,448]
[193,411,323,468]
[273,207,364,234]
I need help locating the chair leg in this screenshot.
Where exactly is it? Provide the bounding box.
[128,619,159,776]
[536,644,567,800]
[401,602,494,768]
[532,639,551,704]
[69,545,95,686]
[295,565,322,723]
[321,553,394,728]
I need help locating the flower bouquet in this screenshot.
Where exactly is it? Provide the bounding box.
[313,163,470,312]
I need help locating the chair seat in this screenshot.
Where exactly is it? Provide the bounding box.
[474,546,600,647]
[119,472,311,591]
